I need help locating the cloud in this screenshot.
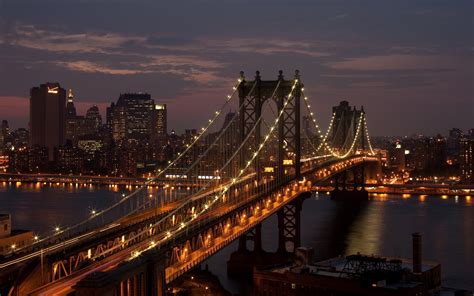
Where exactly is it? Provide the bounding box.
[54,60,148,75]
[5,24,143,54]
[327,54,465,71]
[209,38,331,57]
[53,55,226,85]
[3,23,338,86]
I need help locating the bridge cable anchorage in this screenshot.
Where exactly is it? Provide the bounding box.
[3,76,245,261]
[107,78,299,261]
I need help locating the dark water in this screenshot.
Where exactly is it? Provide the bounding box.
[1,184,473,291]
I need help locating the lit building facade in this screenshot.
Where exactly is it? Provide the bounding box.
[460,136,473,183]
[108,93,155,143]
[65,90,102,144]
[153,104,167,138]
[0,214,33,256]
[30,83,66,160]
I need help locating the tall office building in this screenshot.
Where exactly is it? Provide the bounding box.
[86,105,102,132]
[30,83,66,160]
[65,89,80,143]
[65,90,102,144]
[0,120,9,153]
[153,104,167,138]
[460,135,473,184]
[447,128,463,165]
[65,89,77,118]
[108,93,155,142]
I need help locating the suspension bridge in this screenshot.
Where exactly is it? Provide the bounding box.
[0,70,380,296]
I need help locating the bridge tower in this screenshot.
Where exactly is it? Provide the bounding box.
[277,198,302,254]
[331,165,368,201]
[238,70,303,181]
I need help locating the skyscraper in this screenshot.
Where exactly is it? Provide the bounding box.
[30,83,66,160]
[109,93,155,142]
[65,89,77,118]
[151,103,168,159]
[153,104,167,138]
[460,135,473,184]
[86,105,102,132]
[65,89,80,143]
[65,90,102,144]
[447,128,463,165]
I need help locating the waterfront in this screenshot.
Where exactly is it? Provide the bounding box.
[0,184,473,292]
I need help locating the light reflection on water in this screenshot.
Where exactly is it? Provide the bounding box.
[206,192,474,293]
[0,183,188,236]
[344,200,384,256]
[0,184,473,291]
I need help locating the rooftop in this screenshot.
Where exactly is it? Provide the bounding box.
[264,253,441,290]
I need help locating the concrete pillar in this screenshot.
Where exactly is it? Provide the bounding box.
[145,253,166,296]
[254,223,262,253]
[413,232,422,274]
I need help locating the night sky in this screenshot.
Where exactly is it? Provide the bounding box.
[0,0,472,136]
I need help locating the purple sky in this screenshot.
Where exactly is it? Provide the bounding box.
[0,0,472,136]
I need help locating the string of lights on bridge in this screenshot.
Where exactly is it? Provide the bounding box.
[27,76,246,245]
[301,90,376,158]
[6,73,378,268]
[128,78,301,260]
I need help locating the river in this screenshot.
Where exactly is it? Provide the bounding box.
[0,183,472,291]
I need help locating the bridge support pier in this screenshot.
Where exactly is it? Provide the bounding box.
[277,199,302,254]
[74,250,166,296]
[331,165,368,201]
[238,223,262,253]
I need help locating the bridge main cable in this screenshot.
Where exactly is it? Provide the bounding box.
[1,75,246,264]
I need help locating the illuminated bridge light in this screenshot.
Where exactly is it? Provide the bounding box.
[0,75,383,283]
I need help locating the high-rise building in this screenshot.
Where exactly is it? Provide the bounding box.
[86,105,102,132]
[460,136,473,184]
[447,128,463,165]
[389,140,405,171]
[108,93,155,143]
[54,141,83,174]
[153,104,167,138]
[0,120,9,153]
[65,89,80,143]
[29,83,66,160]
[1,120,10,140]
[13,128,29,148]
[65,90,102,144]
[65,89,77,118]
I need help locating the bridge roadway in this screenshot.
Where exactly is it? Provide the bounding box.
[5,156,378,295]
[0,173,257,271]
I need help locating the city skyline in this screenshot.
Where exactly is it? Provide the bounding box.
[0,2,473,294]
[0,0,473,135]
[2,85,472,138]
